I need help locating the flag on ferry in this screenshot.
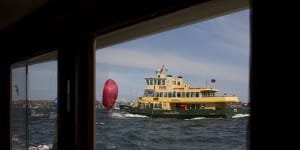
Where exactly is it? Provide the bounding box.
[211,79,216,83]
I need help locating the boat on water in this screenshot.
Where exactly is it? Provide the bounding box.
[120,65,248,119]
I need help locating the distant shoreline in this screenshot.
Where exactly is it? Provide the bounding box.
[12,100,250,109]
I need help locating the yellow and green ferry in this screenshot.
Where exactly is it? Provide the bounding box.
[120,65,248,119]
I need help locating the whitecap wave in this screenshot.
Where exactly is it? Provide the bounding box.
[96,121,105,125]
[28,144,52,150]
[184,117,207,120]
[232,113,250,118]
[184,117,224,120]
[110,112,125,118]
[106,144,117,149]
[124,113,148,118]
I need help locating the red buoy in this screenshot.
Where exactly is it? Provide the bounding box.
[102,79,118,110]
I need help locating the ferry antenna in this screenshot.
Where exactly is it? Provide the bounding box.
[155,65,168,74]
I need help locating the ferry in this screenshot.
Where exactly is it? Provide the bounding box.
[120,65,248,119]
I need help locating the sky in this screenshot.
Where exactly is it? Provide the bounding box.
[11,9,250,103]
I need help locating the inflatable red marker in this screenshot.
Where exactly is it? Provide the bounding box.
[102,79,118,110]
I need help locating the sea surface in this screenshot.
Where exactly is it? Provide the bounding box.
[12,108,249,150]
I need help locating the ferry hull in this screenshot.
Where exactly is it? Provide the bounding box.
[120,105,248,119]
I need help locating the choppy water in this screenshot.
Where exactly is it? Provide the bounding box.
[96,109,249,150]
[12,108,249,150]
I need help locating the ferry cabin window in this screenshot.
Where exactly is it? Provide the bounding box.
[95,8,249,150]
[168,92,172,97]
[196,92,200,97]
[177,92,181,97]
[159,92,163,97]
[150,79,154,85]
[191,92,196,97]
[154,92,159,97]
[182,92,186,98]
[145,90,154,97]
[164,92,168,97]
[186,92,190,98]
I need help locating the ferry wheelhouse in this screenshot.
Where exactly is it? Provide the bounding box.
[120,65,247,119]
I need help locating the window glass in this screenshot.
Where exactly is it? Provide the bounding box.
[11,52,57,150]
[28,61,57,149]
[11,66,27,150]
[96,9,249,150]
